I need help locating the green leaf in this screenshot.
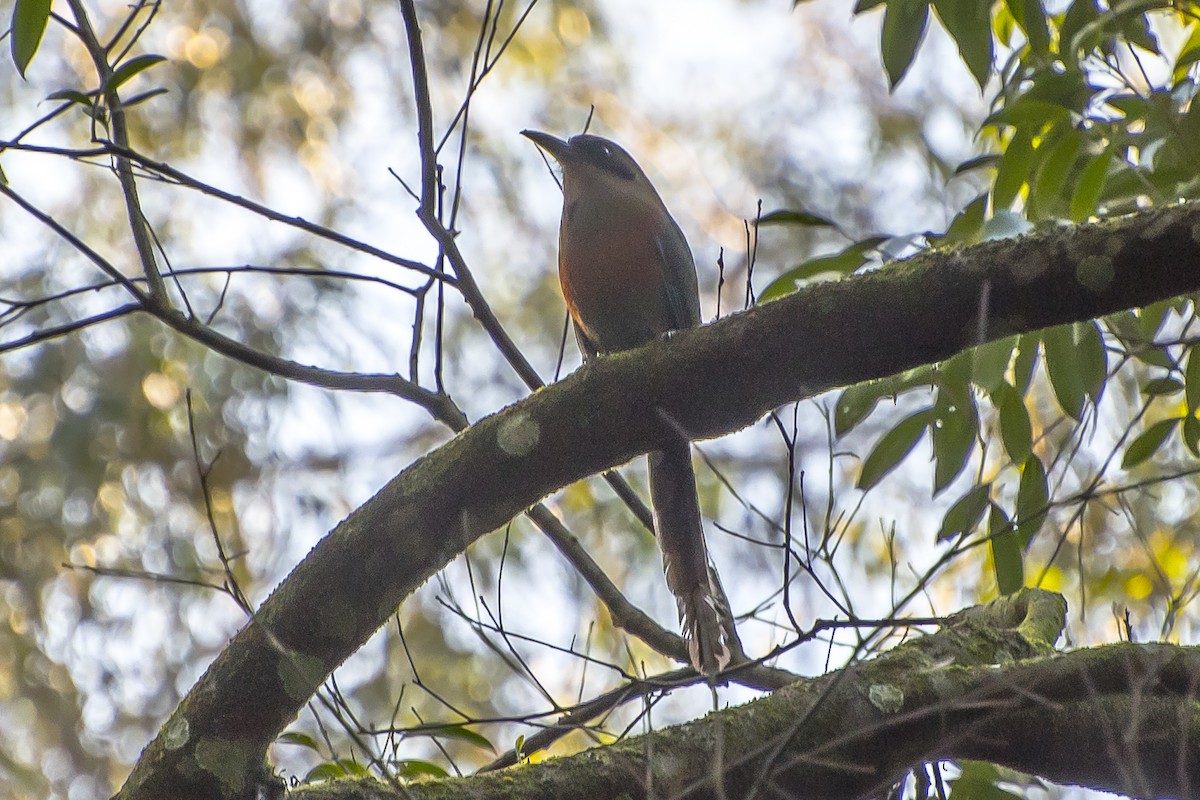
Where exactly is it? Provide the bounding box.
[1130,302,1178,371]
[984,98,1073,130]
[882,0,931,89]
[1143,377,1184,396]
[1183,415,1200,458]
[992,127,1036,211]
[1173,22,1200,84]
[857,408,933,490]
[855,0,887,11]
[1042,326,1085,419]
[950,760,1028,799]
[1060,0,1101,58]
[932,387,978,494]
[304,759,367,782]
[1032,127,1082,208]
[1106,93,1148,119]
[1186,347,1200,412]
[1134,346,1180,372]
[394,759,451,780]
[931,0,993,89]
[835,382,884,436]
[937,483,991,541]
[834,367,937,435]
[971,335,1017,393]
[276,731,321,751]
[1138,300,1172,342]
[758,208,837,228]
[941,193,988,245]
[1006,0,1050,56]
[1011,333,1039,394]
[1016,454,1048,545]
[105,54,167,92]
[1122,418,1180,469]
[954,154,1001,176]
[46,89,97,106]
[1068,149,1110,221]
[415,723,495,752]
[113,87,169,110]
[1074,320,1108,406]
[759,237,886,301]
[304,762,349,782]
[993,381,1032,462]
[1119,6,1158,55]
[11,0,52,79]
[989,503,1024,594]
[1104,309,1140,342]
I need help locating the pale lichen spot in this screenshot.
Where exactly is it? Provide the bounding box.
[163,715,190,750]
[652,751,688,782]
[1138,213,1177,241]
[497,413,541,457]
[278,651,327,701]
[868,682,904,714]
[195,737,252,790]
[1011,249,1049,285]
[1076,254,1114,292]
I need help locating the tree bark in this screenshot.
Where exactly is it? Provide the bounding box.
[115,203,1200,800]
[286,590,1200,800]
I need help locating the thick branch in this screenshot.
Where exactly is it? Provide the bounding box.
[290,590,1200,800]
[115,203,1200,800]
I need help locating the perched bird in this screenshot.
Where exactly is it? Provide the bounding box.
[522,129,732,675]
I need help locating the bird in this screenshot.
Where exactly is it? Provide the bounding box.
[522,129,732,676]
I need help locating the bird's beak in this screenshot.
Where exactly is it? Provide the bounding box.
[521,129,573,163]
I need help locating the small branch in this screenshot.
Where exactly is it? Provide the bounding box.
[526,504,686,660]
[396,0,656,537]
[102,141,451,282]
[400,0,540,388]
[482,667,701,772]
[289,591,1200,800]
[113,202,1200,800]
[0,139,450,282]
[2,265,421,321]
[0,304,140,353]
[185,391,253,615]
[1,176,465,426]
[64,563,230,594]
[0,181,147,302]
[154,306,467,426]
[65,0,170,305]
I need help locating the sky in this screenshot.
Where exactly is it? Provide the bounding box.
[0,1,1153,797]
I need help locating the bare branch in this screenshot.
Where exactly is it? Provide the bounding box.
[0,139,450,282]
[64,0,170,305]
[0,304,141,353]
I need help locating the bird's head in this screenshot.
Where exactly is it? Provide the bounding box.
[522,130,662,206]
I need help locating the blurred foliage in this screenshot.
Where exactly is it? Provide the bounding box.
[2,1,1199,799]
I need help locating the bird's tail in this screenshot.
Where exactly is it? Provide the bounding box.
[648,438,733,677]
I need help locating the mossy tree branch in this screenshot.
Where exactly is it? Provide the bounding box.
[289,590,1200,799]
[116,204,1200,800]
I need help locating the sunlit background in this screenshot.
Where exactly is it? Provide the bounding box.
[1,1,1196,798]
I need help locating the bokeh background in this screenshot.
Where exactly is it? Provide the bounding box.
[1,1,1197,798]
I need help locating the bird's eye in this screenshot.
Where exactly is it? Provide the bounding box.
[575,136,635,179]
